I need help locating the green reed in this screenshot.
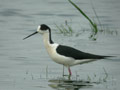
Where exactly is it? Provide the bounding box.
[68,0,98,40]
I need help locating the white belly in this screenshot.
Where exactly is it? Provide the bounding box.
[51,51,75,66]
[49,49,96,66]
[44,43,73,66]
[44,43,97,66]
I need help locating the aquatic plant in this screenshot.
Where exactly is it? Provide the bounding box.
[46,65,48,79]
[102,67,108,82]
[68,0,98,40]
[55,0,118,40]
[55,20,73,36]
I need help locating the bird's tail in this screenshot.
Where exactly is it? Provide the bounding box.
[100,55,115,59]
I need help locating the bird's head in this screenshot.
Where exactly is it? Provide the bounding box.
[23,24,50,40]
[37,24,50,34]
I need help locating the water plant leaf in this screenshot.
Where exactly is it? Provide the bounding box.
[68,0,98,40]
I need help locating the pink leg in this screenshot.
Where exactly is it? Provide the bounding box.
[68,67,72,76]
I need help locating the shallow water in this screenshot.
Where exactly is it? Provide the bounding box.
[0,0,120,90]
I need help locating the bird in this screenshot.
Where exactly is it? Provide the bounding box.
[23,24,111,80]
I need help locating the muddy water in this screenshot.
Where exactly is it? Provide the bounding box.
[0,0,120,90]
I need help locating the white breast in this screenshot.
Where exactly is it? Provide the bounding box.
[44,43,75,66]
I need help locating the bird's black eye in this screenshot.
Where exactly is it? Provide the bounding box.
[40,24,50,31]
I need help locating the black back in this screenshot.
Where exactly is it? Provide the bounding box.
[56,45,109,60]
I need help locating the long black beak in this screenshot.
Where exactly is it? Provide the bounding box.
[23,31,38,40]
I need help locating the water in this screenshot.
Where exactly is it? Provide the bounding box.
[0,0,120,90]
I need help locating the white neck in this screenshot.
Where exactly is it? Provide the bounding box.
[43,32,51,47]
[42,32,58,56]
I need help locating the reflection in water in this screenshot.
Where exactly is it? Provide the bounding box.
[48,79,93,90]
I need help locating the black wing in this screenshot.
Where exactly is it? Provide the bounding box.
[56,45,109,60]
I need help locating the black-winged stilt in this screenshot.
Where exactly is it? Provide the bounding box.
[23,24,111,79]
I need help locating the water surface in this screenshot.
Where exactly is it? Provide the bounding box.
[0,0,120,90]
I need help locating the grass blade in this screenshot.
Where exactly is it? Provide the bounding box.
[68,0,98,40]
[68,0,94,27]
